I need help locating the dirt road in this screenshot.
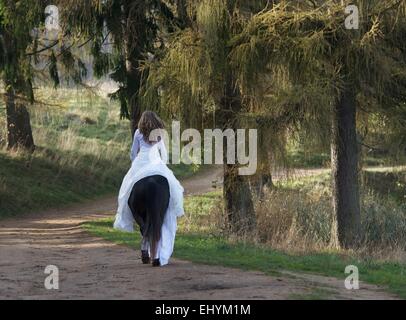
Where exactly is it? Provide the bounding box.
[0,167,399,299]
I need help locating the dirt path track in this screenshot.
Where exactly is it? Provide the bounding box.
[0,167,399,300]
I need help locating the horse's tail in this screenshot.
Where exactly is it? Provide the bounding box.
[144,176,170,260]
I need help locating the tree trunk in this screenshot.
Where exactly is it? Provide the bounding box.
[331,87,360,248]
[224,163,256,233]
[220,73,256,234]
[2,27,35,151]
[123,3,146,138]
[124,31,142,138]
[176,0,191,28]
[4,85,35,151]
[125,40,142,138]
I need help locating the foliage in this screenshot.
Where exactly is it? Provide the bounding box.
[0,0,90,92]
[230,0,406,156]
[58,0,183,121]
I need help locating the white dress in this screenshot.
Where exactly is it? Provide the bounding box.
[113,129,184,266]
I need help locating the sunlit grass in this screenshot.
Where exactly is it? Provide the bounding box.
[180,191,223,233]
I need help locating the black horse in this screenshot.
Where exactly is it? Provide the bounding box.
[128,175,170,267]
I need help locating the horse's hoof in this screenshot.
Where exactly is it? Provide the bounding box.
[152,259,160,267]
[141,250,150,264]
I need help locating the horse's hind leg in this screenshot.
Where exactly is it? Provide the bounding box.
[147,200,167,267]
[128,182,150,264]
[147,176,170,267]
[151,238,162,267]
[141,236,150,264]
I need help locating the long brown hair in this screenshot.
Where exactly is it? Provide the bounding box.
[138,111,165,143]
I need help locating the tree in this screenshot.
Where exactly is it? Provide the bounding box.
[140,0,280,232]
[0,0,44,151]
[230,0,406,247]
[0,0,86,151]
[60,0,181,136]
[198,0,257,232]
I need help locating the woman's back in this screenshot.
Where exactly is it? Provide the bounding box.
[137,130,157,150]
[130,129,167,163]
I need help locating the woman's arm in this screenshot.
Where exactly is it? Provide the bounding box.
[159,138,169,163]
[130,130,140,162]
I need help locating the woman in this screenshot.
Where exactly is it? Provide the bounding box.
[114,111,184,266]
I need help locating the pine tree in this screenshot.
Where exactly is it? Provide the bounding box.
[0,0,44,150]
[0,0,87,151]
[140,0,274,233]
[59,0,181,136]
[230,0,406,247]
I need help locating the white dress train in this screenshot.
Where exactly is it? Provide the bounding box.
[113,129,184,266]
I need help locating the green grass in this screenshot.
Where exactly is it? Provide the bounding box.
[363,167,406,204]
[83,217,406,299]
[0,149,125,215]
[287,149,330,168]
[180,191,223,233]
[279,166,406,204]
[285,140,403,169]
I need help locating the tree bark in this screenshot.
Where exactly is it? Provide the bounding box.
[220,73,256,234]
[331,86,360,248]
[5,85,35,151]
[126,55,141,138]
[123,3,146,138]
[176,0,191,28]
[2,25,35,151]
[224,163,256,233]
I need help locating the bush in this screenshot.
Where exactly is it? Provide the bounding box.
[361,192,406,250]
[247,172,406,256]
